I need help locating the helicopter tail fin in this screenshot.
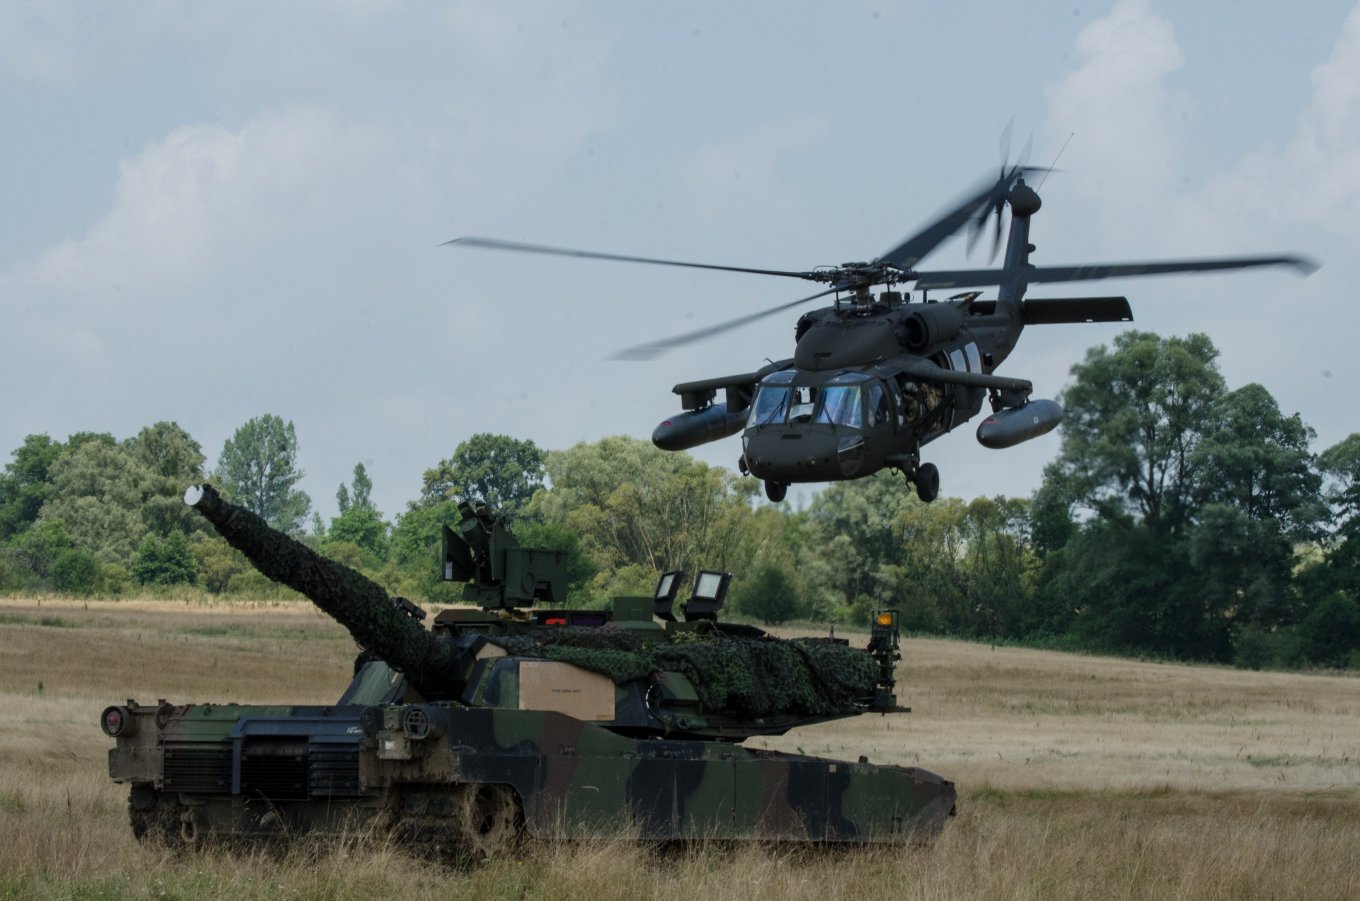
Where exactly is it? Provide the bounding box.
[994,179,1043,322]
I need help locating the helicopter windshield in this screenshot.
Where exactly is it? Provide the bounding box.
[814,385,863,427]
[748,385,790,427]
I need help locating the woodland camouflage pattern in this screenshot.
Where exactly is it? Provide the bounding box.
[101,484,955,855]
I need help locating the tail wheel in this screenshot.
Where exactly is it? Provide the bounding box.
[453,783,521,859]
[915,463,940,503]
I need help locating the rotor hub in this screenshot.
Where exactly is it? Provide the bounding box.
[1008,181,1042,217]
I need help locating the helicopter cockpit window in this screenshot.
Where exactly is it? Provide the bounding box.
[748,384,790,427]
[963,342,982,374]
[868,383,890,426]
[814,385,863,428]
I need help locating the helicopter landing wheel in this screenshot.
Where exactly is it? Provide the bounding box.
[914,463,939,503]
[765,481,788,502]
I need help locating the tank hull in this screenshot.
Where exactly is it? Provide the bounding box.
[108,701,955,849]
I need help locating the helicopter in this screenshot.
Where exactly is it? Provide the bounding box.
[449,167,1316,503]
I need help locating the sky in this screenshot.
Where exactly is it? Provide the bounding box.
[3,0,1358,521]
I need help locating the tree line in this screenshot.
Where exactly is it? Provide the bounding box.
[1,331,1357,670]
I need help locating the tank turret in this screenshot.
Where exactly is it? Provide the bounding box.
[185,483,893,736]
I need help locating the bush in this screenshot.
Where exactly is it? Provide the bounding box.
[732,561,803,625]
[833,594,875,630]
[1297,593,1360,668]
[50,548,102,595]
[101,563,130,597]
[322,540,364,571]
[191,535,248,594]
[131,532,197,586]
[1233,623,1309,670]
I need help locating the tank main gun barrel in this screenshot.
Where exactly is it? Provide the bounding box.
[184,484,454,684]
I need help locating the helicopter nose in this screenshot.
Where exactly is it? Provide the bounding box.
[742,430,846,482]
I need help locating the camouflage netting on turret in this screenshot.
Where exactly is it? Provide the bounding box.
[188,484,454,684]
[491,626,878,717]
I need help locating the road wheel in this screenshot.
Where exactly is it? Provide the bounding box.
[453,783,521,860]
[128,785,182,846]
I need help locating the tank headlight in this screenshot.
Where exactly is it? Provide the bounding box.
[401,705,443,741]
[100,705,136,738]
[402,706,430,740]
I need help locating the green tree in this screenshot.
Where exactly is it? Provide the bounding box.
[417,434,546,517]
[190,535,249,593]
[1188,503,1297,630]
[126,421,206,484]
[126,421,208,539]
[1315,433,1360,597]
[1051,521,1228,659]
[131,532,198,586]
[1033,333,1328,661]
[0,434,64,540]
[389,500,463,602]
[329,463,389,559]
[527,436,756,598]
[50,548,103,596]
[213,415,311,533]
[6,518,74,582]
[1192,384,1323,539]
[731,559,803,625]
[1052,331,1225,534]
[38,441,151,565]
[806,473,919,609]
[1296,593,1360,668]
[1182,385,1323,632]
[1320,433,1360,532]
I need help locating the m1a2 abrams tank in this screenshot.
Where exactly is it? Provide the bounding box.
[101,484,955,856]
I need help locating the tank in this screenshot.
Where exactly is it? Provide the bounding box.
[101,484,955,857]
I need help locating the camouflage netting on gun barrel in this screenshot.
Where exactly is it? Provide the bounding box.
[188,484,454,683]
[492,626,877,717]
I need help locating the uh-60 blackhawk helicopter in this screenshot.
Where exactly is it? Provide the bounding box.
[450,166,1315,503]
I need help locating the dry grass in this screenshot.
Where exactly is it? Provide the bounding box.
[1,596,1357,899]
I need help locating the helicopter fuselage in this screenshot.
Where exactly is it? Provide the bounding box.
[736,297,1021,488]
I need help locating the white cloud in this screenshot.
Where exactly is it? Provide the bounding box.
[1025,0,1360,464]
[1046,0,1186,200]
[28,109,377,294]
[1263,4,1360,223]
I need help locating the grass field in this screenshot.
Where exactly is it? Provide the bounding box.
[1,595,1357,900]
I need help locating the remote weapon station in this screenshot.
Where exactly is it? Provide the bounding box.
[102,485,952,856]
[451,168,1314,501]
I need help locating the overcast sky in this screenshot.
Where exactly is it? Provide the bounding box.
[3,0,1357,520]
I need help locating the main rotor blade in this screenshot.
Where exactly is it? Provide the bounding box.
[612,286,841,361]
[446,236,818,281]
[876,166,1046,270]
[912,255,1319,289]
